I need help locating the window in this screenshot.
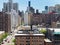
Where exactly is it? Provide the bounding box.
[26,37,30,39]
[32,40,38,42]
[26,41,30,42]
[20,37,25,39]
[32,37,38,39]
[26,44,30,45]
[20,44,24,45]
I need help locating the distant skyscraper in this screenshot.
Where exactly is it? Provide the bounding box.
[29,1,31,7]
[3,3,7,12]
[26,1,35,13]
[42,6,48,14]
[9,0,12,3]
[45,6,48,11]
[13,3,18,12]
[55,4,60,13]
[24,1,35,25]
[36,9,39,14]
[48,6,56,13]
[3,0,18,12]
[47,4,60,13]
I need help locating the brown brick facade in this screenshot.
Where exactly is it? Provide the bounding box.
[0,12,11,33]
[15,35,45,45]
[30,13,60,28]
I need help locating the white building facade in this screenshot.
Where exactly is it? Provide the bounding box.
[10,9,19,31]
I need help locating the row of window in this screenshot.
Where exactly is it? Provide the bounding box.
[19,37,44,39]
[19,44,43,45]
[18,40,43,44]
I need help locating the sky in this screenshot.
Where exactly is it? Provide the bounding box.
[0,0,60,12]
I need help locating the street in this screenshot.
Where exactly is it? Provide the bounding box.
[1,35,14,45]
[1,26,21,45]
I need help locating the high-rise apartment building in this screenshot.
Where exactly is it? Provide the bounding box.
[0,12,11,33]
[24,1,34,25]
[10,9,20,32]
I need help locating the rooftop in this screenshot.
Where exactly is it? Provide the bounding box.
[48,28,60,32]
[15,29,45,36]
[38,28,60,35]
[0,31,5,34]
[47,28,60,35]
[15,34,45,36]
[53,32,60,34]
[44,39,52,42]
[17,29,39,33]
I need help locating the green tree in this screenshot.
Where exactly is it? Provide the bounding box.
[0,33,8,43]
[39,28,47,34]
[12,39,16,43]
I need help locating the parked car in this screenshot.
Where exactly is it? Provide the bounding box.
[1,42,4,44]
[8,41,9,43]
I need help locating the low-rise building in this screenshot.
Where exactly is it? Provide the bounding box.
[44,39,52,45]
[15,29,45,45]
[53,32,60,45]
[46,28,60,45]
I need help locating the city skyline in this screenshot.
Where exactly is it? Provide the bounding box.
[0,0,60,12]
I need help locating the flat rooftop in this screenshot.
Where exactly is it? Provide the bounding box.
[38,28,60,32]
[44,39,52,42]
[48,28,60,34]
[15,34,45,36]
[0,31,5,34]
[53,32,60,34]
[15,29,45,36]
[38,28,60,35]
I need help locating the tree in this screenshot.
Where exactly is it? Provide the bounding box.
[39,28,47,34]
[12,39,16,43]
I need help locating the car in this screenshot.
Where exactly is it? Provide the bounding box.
[4,39,6,41]
[8,41,10,43]
[1,42,4,44]
[5,39,7,42]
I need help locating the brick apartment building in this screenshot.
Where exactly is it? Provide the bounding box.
[0,12,11,33]
[15,30,45,45]
[15,29,53,45]
[29,13,60,28]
